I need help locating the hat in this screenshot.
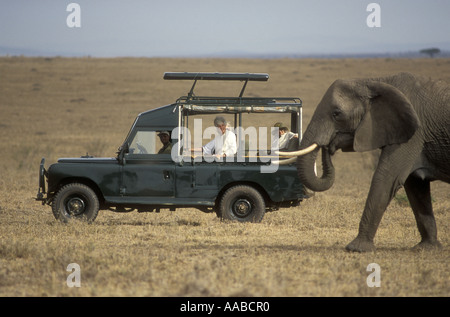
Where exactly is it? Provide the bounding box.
[273,122,288,130]
[157,131,170,136]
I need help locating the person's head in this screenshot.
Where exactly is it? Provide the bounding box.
[214,116,227,134]
[273,122,288,136]
[158,131,170,144]
[279,127,289,136]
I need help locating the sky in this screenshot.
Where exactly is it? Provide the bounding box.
[0,0,449,57]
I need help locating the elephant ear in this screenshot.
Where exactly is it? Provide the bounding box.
[354,81,420,152]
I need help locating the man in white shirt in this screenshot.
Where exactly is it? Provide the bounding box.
[203,116,237,158]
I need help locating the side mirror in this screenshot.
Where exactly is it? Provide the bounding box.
[117,143,129,165]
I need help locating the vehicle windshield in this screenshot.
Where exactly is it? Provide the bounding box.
[129,131,172,155]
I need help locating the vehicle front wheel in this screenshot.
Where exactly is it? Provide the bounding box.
[52,183,99,223]
[218,185,265,223]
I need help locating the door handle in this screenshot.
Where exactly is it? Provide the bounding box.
[163,170,171,180]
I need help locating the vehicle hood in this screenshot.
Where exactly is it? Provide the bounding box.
[57,157,118,164]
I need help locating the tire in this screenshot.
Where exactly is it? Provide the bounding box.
[218,185,265,223]
[52,183,99,223]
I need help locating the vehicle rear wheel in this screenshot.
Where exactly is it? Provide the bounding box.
[52,183,99,223]
[218,185,265,223]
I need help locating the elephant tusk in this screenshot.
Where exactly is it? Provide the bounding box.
[276,143,318,157]
[271,157,298,165]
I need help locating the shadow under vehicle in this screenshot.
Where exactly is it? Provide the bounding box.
[37,72,308,223]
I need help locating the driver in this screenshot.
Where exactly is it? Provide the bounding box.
[157,131,172,154]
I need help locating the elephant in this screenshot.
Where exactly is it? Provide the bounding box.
[281,72,450,252]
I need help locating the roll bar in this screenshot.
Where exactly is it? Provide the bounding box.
[163,72,269,98]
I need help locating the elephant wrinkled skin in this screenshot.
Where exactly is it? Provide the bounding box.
[296,72,449,252]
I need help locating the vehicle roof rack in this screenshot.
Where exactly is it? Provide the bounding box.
[163,72,269,98]
[163,72,269,81]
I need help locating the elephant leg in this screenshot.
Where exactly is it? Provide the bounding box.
[346,145,415,252]
[345,175,399,252]
[404,175,442,249]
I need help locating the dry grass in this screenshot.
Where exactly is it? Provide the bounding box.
[0,57,449,297]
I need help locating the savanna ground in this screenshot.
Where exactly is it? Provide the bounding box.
[0,57,449,297]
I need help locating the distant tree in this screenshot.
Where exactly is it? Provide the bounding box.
[420,48,441,58]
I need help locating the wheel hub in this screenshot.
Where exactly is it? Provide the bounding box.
[233,199,252,217]
[66,197,86,216]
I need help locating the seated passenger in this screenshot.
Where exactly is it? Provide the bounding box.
[203,116,237,158]
[157,131,172,154]
[271,122,298,152]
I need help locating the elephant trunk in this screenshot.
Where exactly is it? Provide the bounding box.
[296,145,335,192]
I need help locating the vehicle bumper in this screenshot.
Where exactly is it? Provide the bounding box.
[36,158,49,204]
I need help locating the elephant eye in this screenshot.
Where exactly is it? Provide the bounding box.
[332,109,342,120]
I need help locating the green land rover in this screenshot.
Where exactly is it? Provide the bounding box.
[36,72,307,223]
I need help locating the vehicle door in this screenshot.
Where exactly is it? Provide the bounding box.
[121,130,175,198]
[174,158,220,200]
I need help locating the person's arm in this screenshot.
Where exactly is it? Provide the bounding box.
[202,139,215,155]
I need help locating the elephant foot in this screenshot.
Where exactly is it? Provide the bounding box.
[412,240,442,251]
[345,237,376,253]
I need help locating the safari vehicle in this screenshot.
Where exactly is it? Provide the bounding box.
[37,72,307,223]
